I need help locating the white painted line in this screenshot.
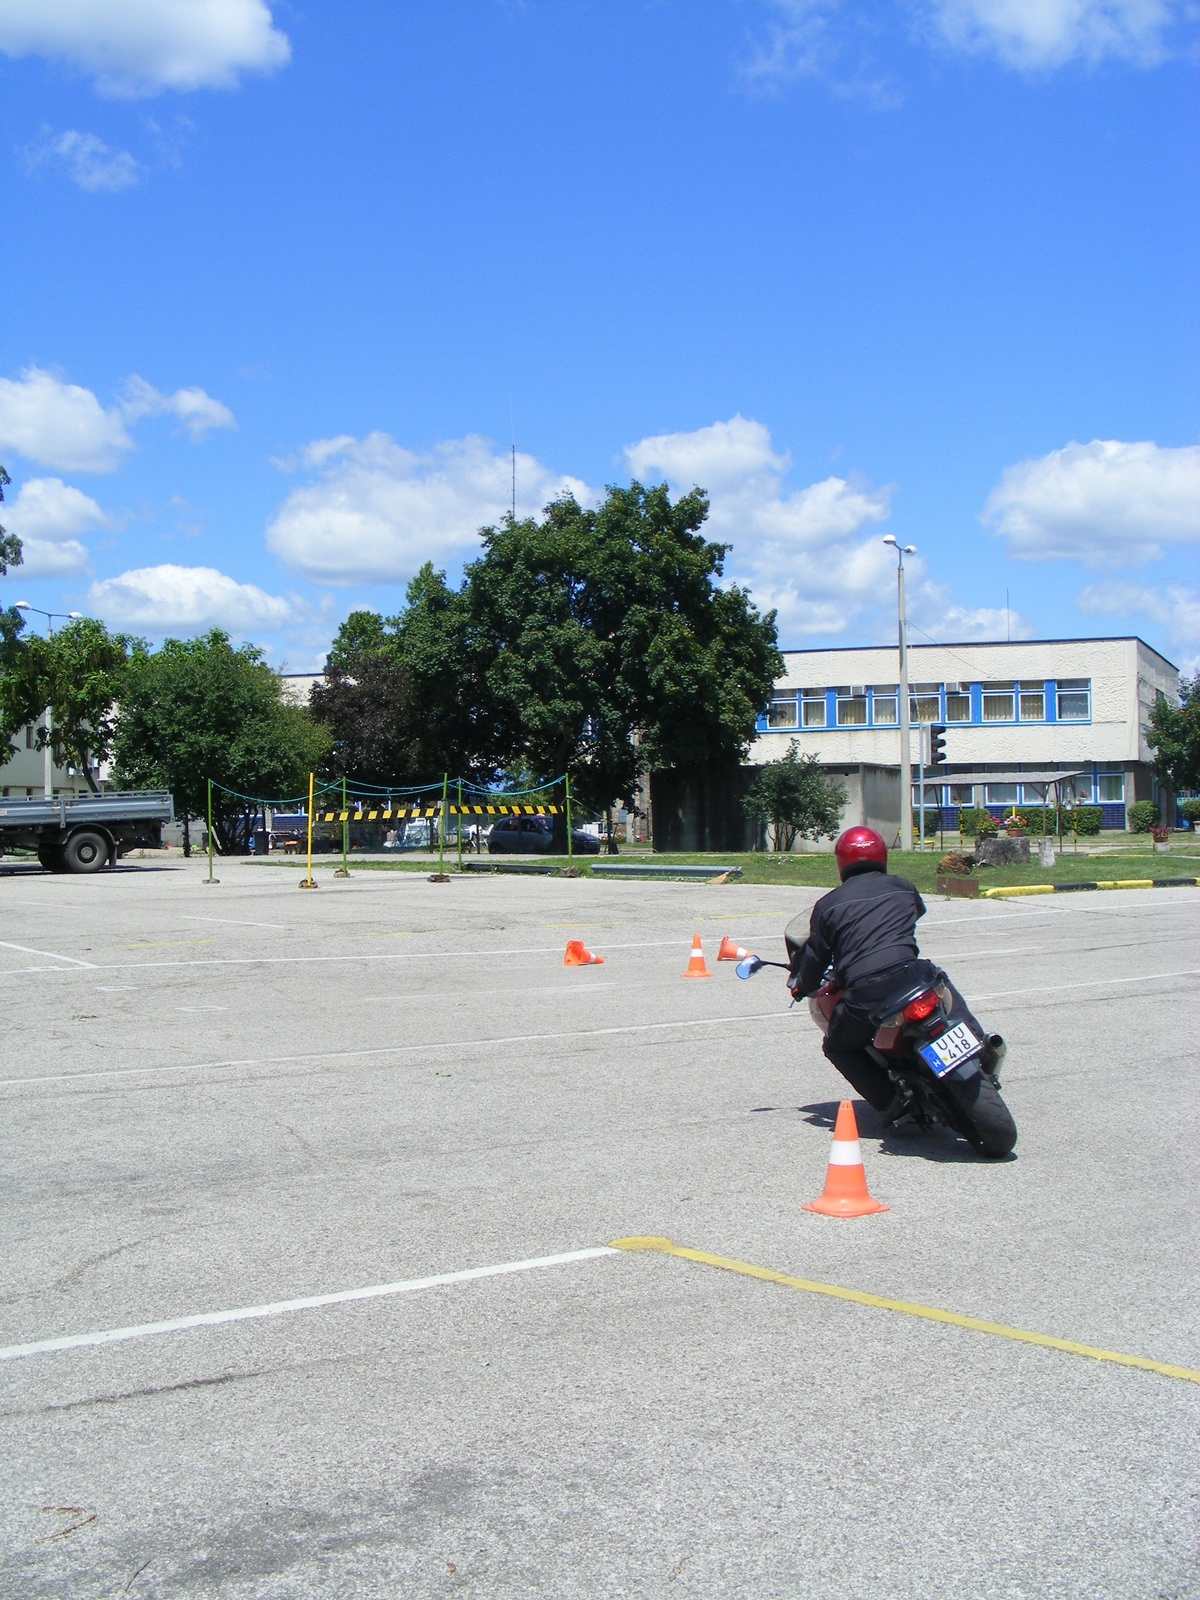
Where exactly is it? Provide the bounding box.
[0,940,95,968]
[0,1009,792,1090]
[0,1004,793,1094]
[976,968,1199,1001]
[0,1246,621,1363]
[0,938,694,979]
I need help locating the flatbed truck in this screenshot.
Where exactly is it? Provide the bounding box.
[0,791,174,873]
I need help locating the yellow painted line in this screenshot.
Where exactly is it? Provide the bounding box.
[610,1237,1200,1386]
[116,939,218,949]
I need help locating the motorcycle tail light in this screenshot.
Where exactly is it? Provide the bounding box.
[902,990,940,1021]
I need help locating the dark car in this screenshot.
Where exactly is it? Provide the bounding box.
[487,815,601,855]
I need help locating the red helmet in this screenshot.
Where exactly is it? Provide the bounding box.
[834,826,888,881]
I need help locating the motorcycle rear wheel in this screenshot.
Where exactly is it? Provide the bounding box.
[935,1073,1017,1158]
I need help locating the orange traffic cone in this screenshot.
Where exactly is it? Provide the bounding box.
[803,1101,889,1217]
[717,936,754,962]
[564,939,604,966]
[681,934,713,978]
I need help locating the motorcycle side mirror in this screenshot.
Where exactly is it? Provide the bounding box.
[735,956,763,979]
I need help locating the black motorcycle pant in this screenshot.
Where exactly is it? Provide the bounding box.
[822,959,985,1112]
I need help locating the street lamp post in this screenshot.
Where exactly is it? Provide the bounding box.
[882,539,917,854]
[13,603,84,799]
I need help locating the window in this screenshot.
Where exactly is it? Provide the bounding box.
[1068,777,1093,804]
[982,682,1015,721]
[1097,773,1125,803]
[1021,784,1049,806]
[945,689,972,722]
[948,785,975,805]
[801,694,827,728]
[985,784,1019,805]
[836,689,867,726]
[767,697,798,729]
[25,724,35,749]
[1057,679,1091,720]
[870,685,897,725]
[910,686,941,723]
[1019,682,1045,720]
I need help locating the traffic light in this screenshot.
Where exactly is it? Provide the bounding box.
[929,724,947,766]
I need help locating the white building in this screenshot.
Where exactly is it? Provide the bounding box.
[751,635,1179,834]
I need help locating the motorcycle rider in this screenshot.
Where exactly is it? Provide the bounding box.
[786,826,993,1117]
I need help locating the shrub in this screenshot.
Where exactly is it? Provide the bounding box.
[910,809,941,838]
[1063,805,1102,836]
[958,808,993,837]
[1128,800,1161,834]
[1180,799,1200,824]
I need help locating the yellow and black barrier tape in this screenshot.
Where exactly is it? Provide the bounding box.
[315,803,562,823]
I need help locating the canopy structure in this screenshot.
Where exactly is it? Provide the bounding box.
[927,770,1090,791]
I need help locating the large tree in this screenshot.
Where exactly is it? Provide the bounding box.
[15,620,141,791]
[1147,677,1199,794]
[113,630,331,853]
[0,464,30,760]
[315,483,781,825]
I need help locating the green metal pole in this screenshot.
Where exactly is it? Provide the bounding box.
[206,778,216,882]
[456,779,463,871]
[565,775,573,859]
[439,773,448,871]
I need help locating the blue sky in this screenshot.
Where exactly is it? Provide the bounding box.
[1,0,1196,672]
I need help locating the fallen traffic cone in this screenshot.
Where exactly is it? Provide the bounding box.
[564,939,604,966]
[681,934,713,978]
[803,1101,889,1217]
[717,936,754,962]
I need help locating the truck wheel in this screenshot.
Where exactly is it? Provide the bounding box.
[62,829,111,874]
[37,843,68,873]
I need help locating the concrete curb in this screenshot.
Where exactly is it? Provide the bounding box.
[983,877,1199,898]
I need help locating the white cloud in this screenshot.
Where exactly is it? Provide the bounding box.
[0,367,236,472]
[626,414,898,640]
[25,128,141,191]
[121,376,236,440]
[267,431,595,585]
[0,0,289,97]
[982,439,1200,571]
[87,564,299,632]
[0,475,108,577]
[926,0,1185,69]
[0,367,133,472]
[1076,579,1200,670]
[745,2,900,103]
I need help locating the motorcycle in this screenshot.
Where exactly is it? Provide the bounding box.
[736,954,1017,1158]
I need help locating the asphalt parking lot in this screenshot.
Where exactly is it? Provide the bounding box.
[1,860,1197,1599]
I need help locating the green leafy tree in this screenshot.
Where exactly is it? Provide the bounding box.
[27,621,141,790]
[0,465,21,575]
[0,464,29,760]
[113,630,331,853]
[1147,678,1199,794]
[741,743,847,852]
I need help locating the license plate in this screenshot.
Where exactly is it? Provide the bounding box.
[918,1021,982,1077]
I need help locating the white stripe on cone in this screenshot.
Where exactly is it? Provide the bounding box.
[828,1140,864,1166]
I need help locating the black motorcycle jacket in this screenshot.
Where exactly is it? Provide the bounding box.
[786,865,926,997]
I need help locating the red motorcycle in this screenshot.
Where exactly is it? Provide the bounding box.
[738,956,1017,1157]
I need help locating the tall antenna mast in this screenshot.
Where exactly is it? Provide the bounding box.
[510,396,516,520]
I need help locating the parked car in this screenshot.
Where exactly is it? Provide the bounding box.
[487,815,601,855]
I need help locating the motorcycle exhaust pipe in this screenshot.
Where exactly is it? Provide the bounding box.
[981,1034,1006,1070]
